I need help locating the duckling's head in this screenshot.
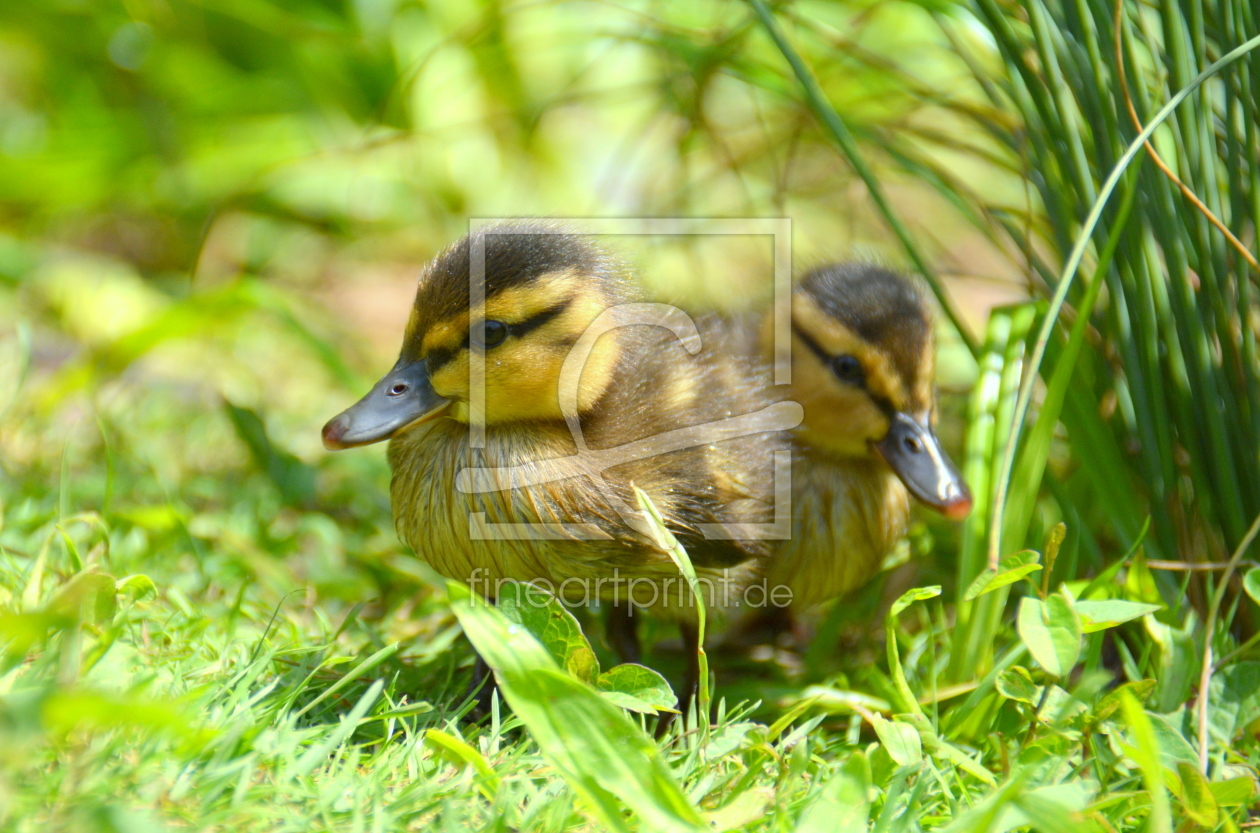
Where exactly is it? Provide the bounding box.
[323,223,634,448]
[787,263,972,519]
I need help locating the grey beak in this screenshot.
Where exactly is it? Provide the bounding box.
[322,359,449,450]
[875,412,972,519]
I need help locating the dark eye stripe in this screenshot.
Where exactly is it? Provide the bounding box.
[425,298,574,370]
[426,345,457,374]
[792,324,895,414]
[508,297,571,339]
[792,324,834,368]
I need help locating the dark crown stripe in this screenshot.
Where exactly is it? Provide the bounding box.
[791,322,897,415]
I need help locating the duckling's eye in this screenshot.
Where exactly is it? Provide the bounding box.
[830,354,864,386]
[477,320,509,349]
[388,382,409,396]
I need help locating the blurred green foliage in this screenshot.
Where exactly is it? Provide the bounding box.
[4,0,1260,829]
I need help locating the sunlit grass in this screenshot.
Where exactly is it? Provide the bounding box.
[3,0,1260,829]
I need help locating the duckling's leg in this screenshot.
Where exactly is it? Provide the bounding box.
[654,621,703,739]
[605,601,642,665]
[467,652,498,719]
[678,620,702,720]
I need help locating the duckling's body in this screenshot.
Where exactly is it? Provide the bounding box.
[324,224,797,710]
[758,263,970,609]
[772,452,911,606]
[384,313,778,613]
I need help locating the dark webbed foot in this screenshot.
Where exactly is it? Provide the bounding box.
[605,600,643,665]
[654,621,703,740]
[466,652,498,720]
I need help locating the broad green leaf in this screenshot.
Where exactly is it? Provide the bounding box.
[498,581,599,683]
[1074,600,1163,633]
[889,585,942,620]
[48,572,117,626]
[897,712,996,784]
[448,582,706,833]
[704,788,773,832]
[1145,712,1200,770]
[1094,679,1156,722]
[869,713,921,767]
[997,783,1098,833]
[1124,552,1163,606]
[1208,777,1255,807]
[0,610,73,659]
[1174,762,1218,827]
[964,550,1043,601]
[1243,568,1260,609]
[1017,595,1082,677]
[1119,692,1173,833]
[115,574,157,602]
[424,729,501,800]
[794,751,870,833]
[1011,789,1093,833]
[1145,614,1199,712]
[1219,666,1260,740]
[596,664,675,714]
[1041,523,1066,580]
[996,666,1039,705]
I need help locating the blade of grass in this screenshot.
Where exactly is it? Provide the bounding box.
[447,582,707,832]
[745,0,979,358]
[987,31,1260,569]
[634,486,710,743]
[1197,511,1260,769]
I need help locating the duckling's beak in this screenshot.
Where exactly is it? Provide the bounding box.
[875,412,972,520]
[322,359,450,450]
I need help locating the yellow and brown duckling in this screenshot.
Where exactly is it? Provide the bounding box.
[322,222,798,712]
[765,262,972,610]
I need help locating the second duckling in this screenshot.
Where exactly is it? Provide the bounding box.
[766,262,972,609]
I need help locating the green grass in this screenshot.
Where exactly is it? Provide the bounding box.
[4,0,1260,829]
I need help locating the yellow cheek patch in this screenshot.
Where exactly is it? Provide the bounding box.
[429,352,471,401]
[791,293,910,411]
[791,351,890,454]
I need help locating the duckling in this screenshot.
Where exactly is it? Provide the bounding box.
[765,262,971,610]
[322,222,799,713]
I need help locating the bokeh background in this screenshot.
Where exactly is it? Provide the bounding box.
[6,0,1260,827]
[0,0,1022,614]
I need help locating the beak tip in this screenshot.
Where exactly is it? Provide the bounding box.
[939,482,973,520]
[941,494,973,521]
[322,417,349,451]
